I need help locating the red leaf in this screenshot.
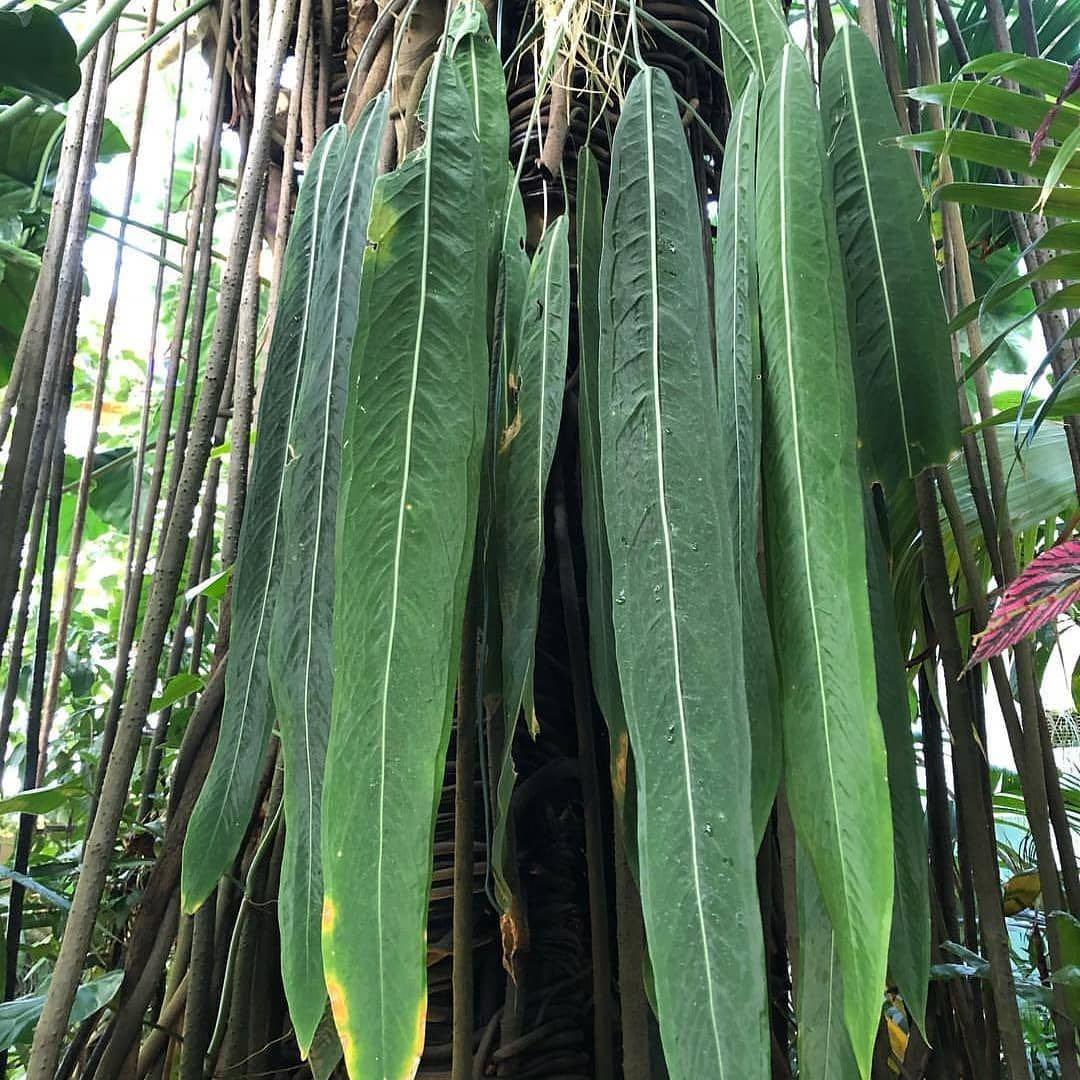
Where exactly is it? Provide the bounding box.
[969,538,1080,667]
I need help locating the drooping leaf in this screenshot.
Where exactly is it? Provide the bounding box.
[599,65,768,1080]
[321,49,488,1080]
[822,26,960,494]
[0,971,122,1051]
[0,7,78,103]
[865,507,929,1032]
[496,213,570,733]
[488,177,532,914]
[181,125,350,914]
[970,539,1080,666]
[267,93,388,1056]
[577,147,634,856]
[448,0,508,249]
[796,846,861,1080]
[714,75,779,843]
[716,0,789,102]
[757,44,892,1076]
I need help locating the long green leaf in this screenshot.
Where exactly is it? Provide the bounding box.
[936,179,1080,218]
[899,128,1080,185]
[497,214,570,730]
[822,26,960,494]
[488,178,531,915]
[182,125,349,913]
[865,505,929,1031]
[757,45,892,1077]
[716,0,789,102]
[599,65,768,1080]
[267,93,388,1055]
[796,846,861,1080]
[321,49,488,1080]
[714,75,779,843]
[909,81,1080,142]
[577,148,634,852]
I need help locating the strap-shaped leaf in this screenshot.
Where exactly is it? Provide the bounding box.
[449,0,508,244]
[866,505,929,1032]
[577,147,635,854]
[267,93,389,1055]
[821,26,960,494]
[599,65,768,1080]
[181,124,348,915]
[716,0,789,102]
[757,45,892,1077]
[899,128,1080,185]
[714,76,779,843]
[796,847,861,1080]
[488,179,532,915]
[936,179,1080,218]
[321,50,487,1080]
[909,81,1080,143]
[497,214,570,731]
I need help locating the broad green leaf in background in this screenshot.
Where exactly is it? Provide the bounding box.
[796,847,861,1080]
[716,0,789,102]
[576,147,634,854]
[496,214,570,733]
[148,672,204,713]
[0,106,127,381]
[267,93,388,1056]
[757,45,892,1077]
[0,971,122,1051]
[821,26,960,494]
[599,65,768,1080]
[866,507,930,1031]
[0,781,82,816]
[321,49,488,1080]
[0,7,78,103]
[713,75,779,843]
[182,125,349,914]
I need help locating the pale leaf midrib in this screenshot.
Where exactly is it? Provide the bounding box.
[840,30,913,478]
[642,69,726,1077]
[216,128,343,840]
[372,55,443,1072]
[297,103,382,971]
[775,49,857,968]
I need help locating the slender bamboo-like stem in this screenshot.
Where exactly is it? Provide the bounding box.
[25,2,298,1071]
[89,27,228,830]
[916,471,1032,1079]
[38,0,163,781]
[0,36,103,656]
[0,372,68,1078]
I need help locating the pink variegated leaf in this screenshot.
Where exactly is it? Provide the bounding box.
[969,538,1080,666]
